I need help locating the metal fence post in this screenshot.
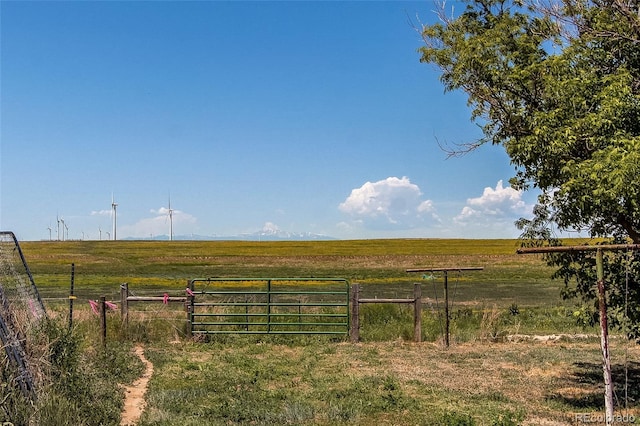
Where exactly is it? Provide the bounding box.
[187,280,194,337]
[245,295,250,331]
[350,283,360,343]
[68,263,75,330]
[596,248,614,424]
[267,279,272,333]
[414,283,422,343]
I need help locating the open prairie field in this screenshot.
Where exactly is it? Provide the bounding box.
[24,238,561,306]
[16,238,640,425]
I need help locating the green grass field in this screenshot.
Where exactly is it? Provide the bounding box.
[8,238,638,425]
[23,238,560,307]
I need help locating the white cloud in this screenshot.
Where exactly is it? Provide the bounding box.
[151,207,172,215]
[121,206,197,238]
[339,177,437,229]
[90,209,112,216]
[417,200,436,215]
[454,180,531,226]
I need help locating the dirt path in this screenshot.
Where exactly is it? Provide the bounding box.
[121,345,153,426]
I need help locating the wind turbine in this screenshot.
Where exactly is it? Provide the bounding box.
[56,214,61,241]
[99,227,102,241]
[167,194,174,241]
[47,225,52,241]
[60,218,65,241]
[111,194,118,241]
[64,221,69,241]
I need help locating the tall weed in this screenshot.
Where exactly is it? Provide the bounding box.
[1,319,143,425]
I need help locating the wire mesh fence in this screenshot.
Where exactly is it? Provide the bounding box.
[0,231,48,401]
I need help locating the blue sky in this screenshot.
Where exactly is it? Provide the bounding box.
[1,1,539,241]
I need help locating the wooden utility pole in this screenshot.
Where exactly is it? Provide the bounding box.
[406,267,483,347]
[517,243,640,425]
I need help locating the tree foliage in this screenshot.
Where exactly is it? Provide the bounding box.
[419,0,640,335]
[420,0,640,241]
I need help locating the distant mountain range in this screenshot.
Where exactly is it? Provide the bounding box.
[124,230,337,241]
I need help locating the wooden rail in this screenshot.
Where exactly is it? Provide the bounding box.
[349,283,422,343]
[126,296,187,302]
[120,283,187,325]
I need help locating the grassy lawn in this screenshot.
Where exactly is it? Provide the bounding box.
[7,239,638,425]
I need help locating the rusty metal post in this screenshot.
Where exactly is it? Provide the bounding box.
[350,283,360,343]
[596,249,614,425]
[414,283,422,343]
[406,267,483,347]
[516,244,640,425]
[443,271,450,347]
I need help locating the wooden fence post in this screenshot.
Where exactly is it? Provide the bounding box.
[99,296,107,348]
[120,283,129,325]
[414,283,422,343]
[350,283,360,343]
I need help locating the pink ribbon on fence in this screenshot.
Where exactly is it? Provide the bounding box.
[88,300,99,315]
[186,288,194,296]
[88,300,117,314]
[27,299,38,317]
[163,293,169,304]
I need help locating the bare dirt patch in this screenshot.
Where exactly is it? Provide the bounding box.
[121,346,154,426]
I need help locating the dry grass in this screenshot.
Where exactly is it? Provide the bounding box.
[139,337,640,425]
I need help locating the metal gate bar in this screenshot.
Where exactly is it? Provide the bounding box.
[188,278,350,335]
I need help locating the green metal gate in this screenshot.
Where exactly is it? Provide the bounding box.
[187,278,350,335]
